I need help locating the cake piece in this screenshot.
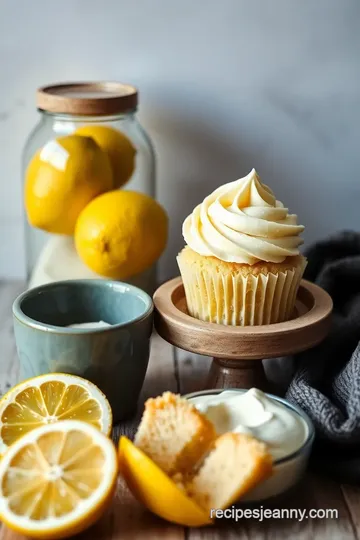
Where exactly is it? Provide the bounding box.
[186,432,273,512]
[134,392,217,475]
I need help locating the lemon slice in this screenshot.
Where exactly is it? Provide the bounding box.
[0,420,118,539]
[119,436,212,527]
[0,374,112,455]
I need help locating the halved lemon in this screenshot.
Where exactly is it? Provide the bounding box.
[118,436,212,527]
[0,374,112,455]
[0,420,118,539]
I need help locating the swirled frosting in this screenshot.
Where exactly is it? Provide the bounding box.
[182,169,304,265]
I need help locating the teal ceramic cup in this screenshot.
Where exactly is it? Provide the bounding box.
[12,280,153,422]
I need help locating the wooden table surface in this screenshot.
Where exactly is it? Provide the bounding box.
[0,281,359,539]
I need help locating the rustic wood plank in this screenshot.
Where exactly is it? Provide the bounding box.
[186,473,356,540]
[0,281,25,396]
[341,484,360,538]
[174,348,209,395]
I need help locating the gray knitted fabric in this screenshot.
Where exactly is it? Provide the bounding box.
[285,231,360,480]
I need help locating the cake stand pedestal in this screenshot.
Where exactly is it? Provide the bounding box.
[153,277,333,392]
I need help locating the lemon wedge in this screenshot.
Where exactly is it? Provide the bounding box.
[0,374,112,456]
[0,420,118,539]
[119,436,212,527]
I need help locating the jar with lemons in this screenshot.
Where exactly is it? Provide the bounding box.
[23,82,166,295]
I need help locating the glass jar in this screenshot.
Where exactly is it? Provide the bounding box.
[22,82,156,295]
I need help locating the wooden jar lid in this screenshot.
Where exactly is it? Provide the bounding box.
[36,82,138,115]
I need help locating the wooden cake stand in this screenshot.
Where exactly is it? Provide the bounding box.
[153,277,333,392]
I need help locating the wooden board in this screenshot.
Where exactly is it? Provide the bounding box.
[0,281,359,539]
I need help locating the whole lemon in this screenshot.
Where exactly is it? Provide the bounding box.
[25,135,113,235]
[75,190,168,279]
[75,125,136,189]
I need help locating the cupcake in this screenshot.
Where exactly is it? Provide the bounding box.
[177,169,307,326]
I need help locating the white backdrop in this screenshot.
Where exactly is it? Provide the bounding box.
[1,0,359,280]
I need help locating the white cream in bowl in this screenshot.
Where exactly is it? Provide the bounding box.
[67,321,111,329]
[187,388,313,501]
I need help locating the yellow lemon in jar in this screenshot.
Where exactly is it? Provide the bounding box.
[25,135,113,235]
[74,190,168,279]
[76,125,136,189]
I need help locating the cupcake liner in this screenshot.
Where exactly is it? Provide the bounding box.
[177,256,307,326]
